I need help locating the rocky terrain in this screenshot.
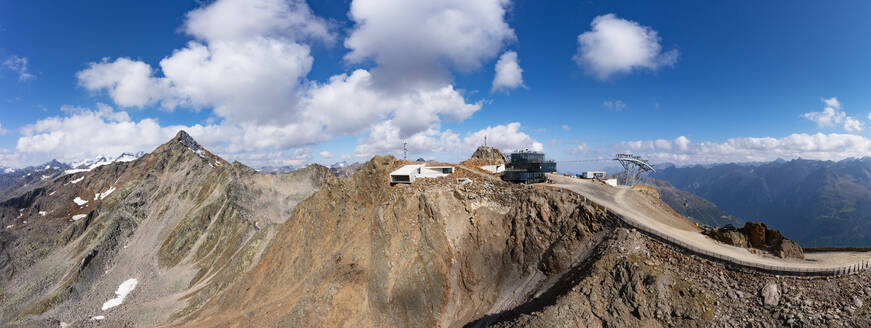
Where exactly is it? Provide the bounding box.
[705,222,804,259]
[2,133,871,327]
[0,131,327,327]
[462,146,507,167]
[0,160,70,201]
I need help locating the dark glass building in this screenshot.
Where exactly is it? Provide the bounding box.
[502,149,557,184]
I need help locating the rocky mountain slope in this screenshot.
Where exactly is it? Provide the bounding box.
[3,133,871,327]
[0,131,327,327]
[641,177,742,228]
[655,158,871,246]
[0,160,70,200]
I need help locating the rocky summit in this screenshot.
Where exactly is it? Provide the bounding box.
[2,131,871,327]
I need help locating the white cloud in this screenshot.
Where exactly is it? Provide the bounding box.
[71,0,486,162]
[0,120,7,135]
[844,117,864,133]
[344,0,515,89]
[566,144,588,155]
[462,122,543,153]
[616,133,871,165]
[561,124,571,131]
[16,105,186,161]
[802,97,863,133]
[183,0,334,44]
[603,100,627,111]
[491,51,524,93]
[3,56,35,82]
[76,58,169,108]
[573,14,678,80]
[353,121,541,160]
[319,151,332,158]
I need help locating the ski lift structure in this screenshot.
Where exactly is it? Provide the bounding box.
[613,153,655,186]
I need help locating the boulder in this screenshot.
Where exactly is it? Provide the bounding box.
[761,282,781,306]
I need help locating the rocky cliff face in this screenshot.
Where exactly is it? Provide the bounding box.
[705,222,804,259]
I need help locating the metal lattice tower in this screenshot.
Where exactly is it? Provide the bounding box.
[613,153,655,186]
[403,142,408,161]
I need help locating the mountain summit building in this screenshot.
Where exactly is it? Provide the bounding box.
[501,149,556,184]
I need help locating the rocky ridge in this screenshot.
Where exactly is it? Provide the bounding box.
[2,132,871,327]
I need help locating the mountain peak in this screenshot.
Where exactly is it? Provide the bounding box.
[174,130,200,151]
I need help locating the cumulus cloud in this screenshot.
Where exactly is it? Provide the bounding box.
[69,0,491,164]
[344,0,515,89]
[566,144,588,155]
[183,0,334,44]
[319,151,332,158]
[802,97,863,133]
[491,51,524,93]
[58,0,503,169]
[353,122,541,159]
[463,122,543,153]
[16,105,188,161]
[0,120,7,135]
[616,134,871,165]
[561,125,571,131]
[573,14,678,80]
[4,56,36,82]
[13,103,324,167]
[603,100,627,111]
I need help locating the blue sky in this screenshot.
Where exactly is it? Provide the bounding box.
[2,0,871,171]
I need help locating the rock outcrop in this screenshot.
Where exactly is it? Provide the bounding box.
[704,222,804,259]
[466,146,506,165]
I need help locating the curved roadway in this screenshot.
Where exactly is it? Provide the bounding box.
[546,174,871,276]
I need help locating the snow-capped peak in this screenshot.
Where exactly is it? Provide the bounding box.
[115,151,145,163]
[64,152,144,174]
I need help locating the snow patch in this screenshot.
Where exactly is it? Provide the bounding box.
[49,191,56,196]
[39,211,47,216]
[70,176,84,184]
[5,225,13,229]
[73,197,88,206]
[101,278,138,311]
[99,187,116,200]
[3,168,14,173]
[72,214,87,221]
[41,174,51,180]
[90,315,105,320]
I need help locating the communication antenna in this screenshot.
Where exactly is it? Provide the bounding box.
[484,135,488,147]
[403,142,408,161]
[613,153,655,186]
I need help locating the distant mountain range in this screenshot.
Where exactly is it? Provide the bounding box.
[641,176,743,228]
[654,158,871,247]
[0,152,144,199]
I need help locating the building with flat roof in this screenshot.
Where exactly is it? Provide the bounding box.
[389,165,455,185]
[502,149,556,184]
[580,171,606,179]
[480,164,505,173]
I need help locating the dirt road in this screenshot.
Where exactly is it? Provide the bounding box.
[546,174,871,275]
